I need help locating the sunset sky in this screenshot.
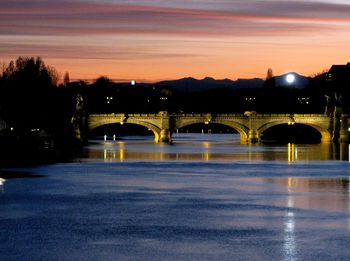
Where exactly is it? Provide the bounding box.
[1,0,350,82]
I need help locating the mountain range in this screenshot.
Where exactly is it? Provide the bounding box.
[156,73,309,92]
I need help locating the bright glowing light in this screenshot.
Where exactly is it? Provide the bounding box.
[286,74,296,84]
[0,178,5,186]
[131,80,136,85]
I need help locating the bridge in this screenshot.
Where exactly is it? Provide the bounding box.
[86,111,350,143]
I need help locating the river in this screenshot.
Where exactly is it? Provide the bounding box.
[1,133,350,260]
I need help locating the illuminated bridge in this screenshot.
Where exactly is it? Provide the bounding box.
[86,111,350,143]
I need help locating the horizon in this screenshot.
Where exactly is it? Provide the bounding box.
[67,75,265,84]
[61,71,315,84]
[1,0,350,82]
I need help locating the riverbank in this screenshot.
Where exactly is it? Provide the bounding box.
[0,131,83,167]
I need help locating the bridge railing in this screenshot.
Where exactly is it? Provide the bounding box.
[89,113,328,118]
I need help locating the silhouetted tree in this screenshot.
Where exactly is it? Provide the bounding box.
[0,57,60,129]
[309,69,328,78]
[93,76,114,87]
[1,57,57,89]
[0,61,6,77]
[47,65,60,86]
[266,68,274,80]
[63,72,70,86]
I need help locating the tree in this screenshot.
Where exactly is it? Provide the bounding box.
[63,72,70,86]
[3,61,15,79]
[93,76,113,87]
[47,65,60,86]
[0,61,6,78]
[266,68,274,80]
[0,57,60,128]
[309,69,328,78]
[1,57,58,89]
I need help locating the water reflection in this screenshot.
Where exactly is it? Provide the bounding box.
[0,177,5,188]
[334,143,350,161]
[86,134,350,162]
[0,178,5,192]
[264,176,350,260]
[284,194,297,261]
[288,143,297,163]
[265,177,350,211]
[3,135,350,260]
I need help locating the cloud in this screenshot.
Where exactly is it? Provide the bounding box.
[1,0,349,37]
[0,35,200,61]
[1,0,350,81]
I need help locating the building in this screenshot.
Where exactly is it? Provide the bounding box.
[325,62,350,114]
[327,62,350,81]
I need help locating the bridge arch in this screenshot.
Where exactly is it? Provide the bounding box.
[87,113,333,144]
[175,119,249,143]
[259,121,331,143]
[89,120,161,142]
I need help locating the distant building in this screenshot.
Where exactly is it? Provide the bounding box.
[327,63,350,81]
[325,62,350,114]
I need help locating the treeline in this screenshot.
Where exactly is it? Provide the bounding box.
[1,56,349,135]
[0,57,79,136]
[0,57,79,163]
[77,77,327,115]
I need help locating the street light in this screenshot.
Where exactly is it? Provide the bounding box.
[106,96,113,104]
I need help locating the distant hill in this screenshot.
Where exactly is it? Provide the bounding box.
[274,72,310,89]
[158,77,264,92]
[116,73,310,91]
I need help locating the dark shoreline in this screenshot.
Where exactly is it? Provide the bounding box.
[0,134,83,168]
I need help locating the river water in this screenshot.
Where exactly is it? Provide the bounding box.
[1,134,350,260]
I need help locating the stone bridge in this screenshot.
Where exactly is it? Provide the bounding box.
[87,111,350,143]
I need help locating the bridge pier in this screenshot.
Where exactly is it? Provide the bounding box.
[339,114,350,143]
[331,114,350,143]
[158,129,173,143]
[331,114,341,142]
[156,111,173,143]
[248,129,260,143]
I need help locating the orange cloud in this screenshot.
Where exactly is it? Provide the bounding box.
[1,0,350,82]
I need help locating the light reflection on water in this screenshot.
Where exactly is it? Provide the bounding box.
[85,133,350,259]
[0,178,5,193]
[248,176,350,214]
[257,176,350,261]
[284,197,296,261]
[2,133,350,260]
[86,133,350,162]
